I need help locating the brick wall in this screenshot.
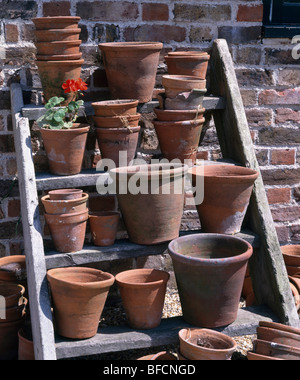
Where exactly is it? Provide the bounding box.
[0,0,299,257]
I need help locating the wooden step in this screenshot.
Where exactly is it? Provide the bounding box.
[55,305,278,360]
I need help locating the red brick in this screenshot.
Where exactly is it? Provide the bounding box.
[271,149,296,166]
[142,3,169,21]
[276,226,289,244]
[5,24,19,43]
[272,206,300,222]
[124,25,186,43]
[267,188,291,205]
[7,199,20,218]
[43,1,71,16]
[76,1,139,21]
[237,5,264,22]
[276,108,300,124]
[259,88,300,106]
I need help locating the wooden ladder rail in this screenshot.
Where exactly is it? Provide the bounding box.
[210,39,300,327]
[10,83,57,360]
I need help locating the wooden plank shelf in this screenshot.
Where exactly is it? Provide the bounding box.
[44,229,260,270]
[55,306,279,360]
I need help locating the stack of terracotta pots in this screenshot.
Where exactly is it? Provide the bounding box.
[32,16,84,105]
[92,100,141,168]
[42,188,89,253]
[248,321,300,360]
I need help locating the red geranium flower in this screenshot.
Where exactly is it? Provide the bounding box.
[62,78,88,93]
[76,78,88,91]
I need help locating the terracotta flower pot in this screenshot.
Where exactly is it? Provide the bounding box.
[178,328,237,360]
[88,194,118,213]
[40,123,89,176]
[92,99,139,117]
[95,126,140,168]
[93,114,141,129]
[0,283,25,308]
[154,107,205,122]
[154,118,205,165]
[44,210,88,253]
[168,233,253,327]
[257,326,300,348]
[36,53,83,61]
[0,316,26,360]
[253,339,300,360]
[259,321,300,336]
[138,351,177,360]
[165,54,210,79]
[0,256,27,294]
[34,29,81,42]
[32,16,81,30]
[168,51,209,57]
[48,189,83,200]
[36,59,84,104]
[286,265,300,276]
[116,269,170,330]
[165,89,207,111]
[47,267,115,339]
[1,298,27,323]
[18,327,35,361]
[281,245,300,267]
[247,352,283,361]
[99,42,163,103]
[35,40,82,56]
[162,75,206,99]
[89,211,120,247]
[41,193,88,215]
[110,163,188,245]
[188,164,259,234]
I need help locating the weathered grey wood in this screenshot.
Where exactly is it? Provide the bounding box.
[45,230,259,270]
[55,305,278,359]
[10,83,57,360]
[210,39,300,327]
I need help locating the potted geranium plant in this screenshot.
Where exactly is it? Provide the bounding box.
[37,78,90,176]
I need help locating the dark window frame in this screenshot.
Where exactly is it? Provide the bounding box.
[263,0,300,38]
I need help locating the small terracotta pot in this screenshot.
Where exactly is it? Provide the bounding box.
[165,54,210,79]
[48,189,83,200]
[45,210,88,253]
[47,267,115,339]
[162,75,206,99]
[92,99,139,117]
[0,284,25,308]
[34,28,81,42]
[253,339,300,360]
[188,164,259,234]
[95,126,140,168]
[41,193,88,215]
[281,245,300,267]
[99,42,163,103]
[89,211,120,247]
[36,59,84,104]
[32,16,81,30]
[247,352,283,361]
[36,53,82,61]
[164,89,207,111]
[93,114,140,129]
[0,298,27,323]
[116,269,170,330]
[138,351,177,360]
[18,327,35,361]
[0,316,26,360]
[257,326,300,348]
[154,118,205,165]
[168,233,253,327]
[40,124,90,176]
[88,194,118,213]
[178,328,237,360]
[35,40,82,56]
[110,163,188,245]
[154,107,205,122]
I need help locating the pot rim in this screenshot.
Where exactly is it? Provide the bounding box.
[32,16,81,22]
[115,268,170,288]
[41,124,90,132]
[110,162,189,179]
[35,27,81,33]
[254,338,300,355]
[89,211,120,218]
[95,126,141,132]
[92,99,139,108]
[36,59,85,66]
[163,74,206,83]
[154,107,206,115]
[44,209,89,223]
[259,321,300,335]
[281,245,300,257]
[42,193,88,205]
[165,55,210,62]
[36,40,82,46]
[257,326,300,342]
[154,118,205,126]
[188,164,259,183]
[93,114,141,122]
[47,267,115,289]
[168,51,209,56]
[179,328,237,354]
[99,42,163,51]
[0,283,25,301]
[168,233,253,267]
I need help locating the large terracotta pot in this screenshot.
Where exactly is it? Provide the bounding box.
[36,59,84,104]
[89,211,120,247]
[47,267,115,339]
[165,54,210,79]
[188,164,259,234]
[35,40,82,56]
[44,210,88,253]
[281,245,300,267]
[168,233,253,327]
[178,328,237,360]
[93,114,140,129]
[95,126,140,168]
[18,327,35,361]
[154,118,205,165]
[99,42,163,103]
[92,99,139,117]
[41,193,88,215]
[32,16,80,30]
[40,123,90,176]
[116,269,170,329]
[162,75,206,99]
[110,163,188,245]
[253,339,300,360]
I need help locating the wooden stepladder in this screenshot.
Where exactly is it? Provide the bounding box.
[10,39,299,360]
